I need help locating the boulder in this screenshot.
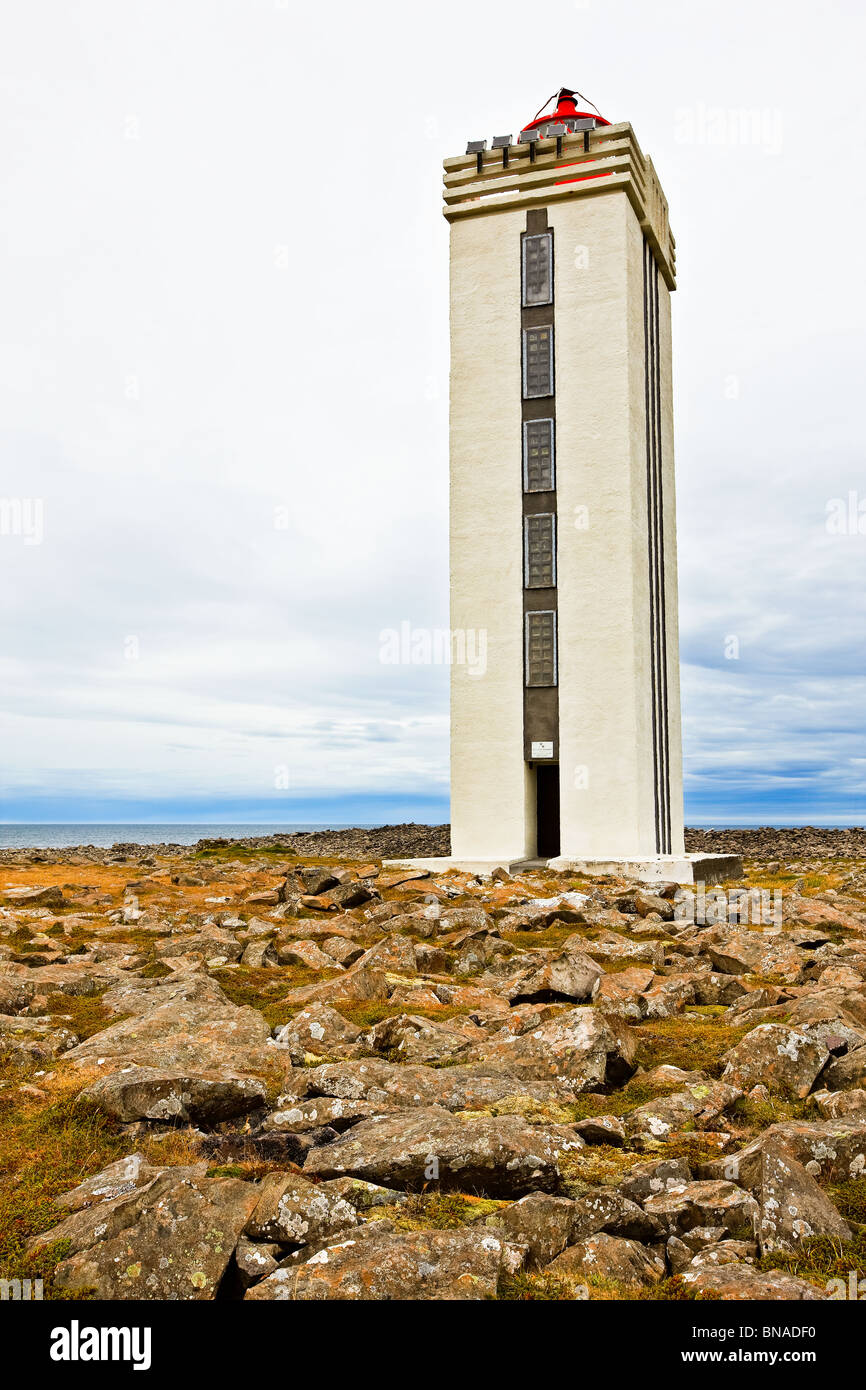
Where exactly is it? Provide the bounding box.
[232,1236,281,1291]
[282,965,391,1008]
[569,1189,664,1244]
[811,1088,866,1119]
[625,1078,742,1144]
[244,1172,357,1245]
[266,1096,372,1133]
[680,1265,827,1300]
[713,1135,852,1255]
[475,1006,637,1093]
[276,939,341,971]
[698,1118,866,1187]
[303,1106,582,1197]
[822,1046,866,1091]
[65,974,278,1079]
[2,885,64,908]
[618,1156,692,1205]
[0,1013,78,1063]
[643,1180,759,1240]
[294,1057,576,1113]
[721,1023,829,1098]
[51,1173,259,1299]
[296,868,338,896]
[79,1067,266,1125]
[272,1003,361,1062]
[546,1233,666,1288]
[247,1226,518,1301]
[495,1192,576,1267]
[320,937,365,968]
[366,1013,484,1065]
[507,948,603,1005]
[572,1115,626,1146]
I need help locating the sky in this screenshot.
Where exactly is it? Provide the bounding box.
[0,0,864,827]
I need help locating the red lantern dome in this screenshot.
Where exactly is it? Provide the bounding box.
[520,87,610,140]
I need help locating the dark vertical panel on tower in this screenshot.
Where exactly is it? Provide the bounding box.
[644,239,672,855]
[521,209,560,766]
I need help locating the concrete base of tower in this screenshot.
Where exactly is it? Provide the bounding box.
[545,853,742,886]
[383,853,742,886]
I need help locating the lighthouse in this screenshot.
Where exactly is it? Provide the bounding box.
[394,89,739,884]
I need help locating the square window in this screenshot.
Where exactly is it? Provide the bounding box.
[522,232,553,307]
[525,610,558,687]
[524,513,556,589]
[523,418,555,492]
[523,325,554,399]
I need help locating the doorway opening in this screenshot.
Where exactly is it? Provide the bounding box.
[535,763,561,858]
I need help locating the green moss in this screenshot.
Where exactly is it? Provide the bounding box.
[758,1231,866,1287]
[827,1179,866,1227]
[729,1093,810,1132]
[138,960,173,979]
[0,1085,125,1298]
[44,989,120,1042]
[633,1015,750,1076]
[375,1192,505,1232]
[497,1271,583,1300]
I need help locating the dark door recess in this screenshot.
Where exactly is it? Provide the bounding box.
[536,763,561,858]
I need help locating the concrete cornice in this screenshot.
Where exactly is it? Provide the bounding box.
[442,122,676,290]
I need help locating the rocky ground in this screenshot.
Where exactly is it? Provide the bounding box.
[2,833,866,1301]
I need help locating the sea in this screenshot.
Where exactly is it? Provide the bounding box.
[0,824,363,850]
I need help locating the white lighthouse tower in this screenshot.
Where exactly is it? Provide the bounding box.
[396,89,739,884]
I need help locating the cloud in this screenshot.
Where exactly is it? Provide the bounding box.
[0,0,864,825]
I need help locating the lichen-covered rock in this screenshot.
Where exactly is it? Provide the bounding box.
[244,1172,357,1245]
[474,1007,637,1092]
[625,1078,742,1144]
[303,1106,583,1196]
[65,974,277,1078]
[811,1087,866,1118]
[293,1057,572,1113]
[494,1192,576,1267]
[726,1136,851,1254]
[232,1235,282,1291]
[642,1180,759,1241]
[247,1225,520,1301]
[506,948,603,1005]
[265,1095,372,1133]
[680,1264,828,1299]
[569,1189,664,1244]
[721,1023,829,1098]
[699,1118,866,1186]
[546,1233,666,1288]
[51,1174,259,1299]
[821,1046,866,1091]
[79,1066,266,1124]
[618,1156,693,1205]
[272,1002,361,1062]
[365,1012,484,1065]
[0,1013,78,1063]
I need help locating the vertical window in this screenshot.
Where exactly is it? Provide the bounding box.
[522,325,554,398]
[525,610,558,687]
[524,513,556,589]
[523,418,555,492]
[522,232,553,306]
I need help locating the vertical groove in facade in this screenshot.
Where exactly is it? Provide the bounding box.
[643,238,672,854]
